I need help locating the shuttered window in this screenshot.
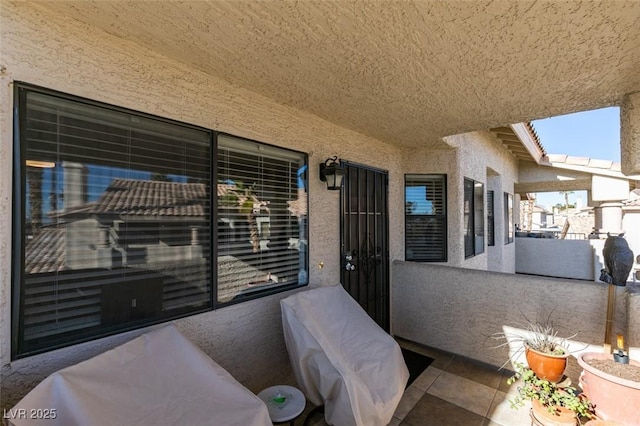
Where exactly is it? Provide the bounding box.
[13,83,308,358]
[487,191,495,246]
[217,135,308,303]
[405,174,447,262]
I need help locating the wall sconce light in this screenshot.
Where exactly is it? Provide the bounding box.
[319,156,345,190]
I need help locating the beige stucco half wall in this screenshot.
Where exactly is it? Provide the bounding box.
[392,262,640,381]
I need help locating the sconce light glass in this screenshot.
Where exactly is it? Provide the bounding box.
[319,156,345,190]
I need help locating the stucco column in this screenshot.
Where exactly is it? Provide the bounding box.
[593,206,603,231]
[63,161,88,209]
[190,226,200,246]
[600,202,624,235]
[190,226,203,259]
[621,92,640,176]
[98,226,110,248]
[96,225,112,268]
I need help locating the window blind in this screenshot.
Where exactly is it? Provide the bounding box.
[18,86,212,356]
[405,174,447,262]
[217,135,307,303]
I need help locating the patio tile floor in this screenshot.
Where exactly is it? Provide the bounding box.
[298,339,532,426]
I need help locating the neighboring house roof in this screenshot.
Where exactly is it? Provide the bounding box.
[92,179,208,217]
[29,179,301,273]
[542,154,640,181]
[25,227,65,274]
[545,154,621,172]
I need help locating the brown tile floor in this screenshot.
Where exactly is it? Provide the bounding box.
[296,338,534,426]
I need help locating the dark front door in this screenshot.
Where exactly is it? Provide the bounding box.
[340,162,390,331]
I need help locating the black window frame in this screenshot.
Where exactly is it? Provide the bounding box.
[12,82,309,359]
[464,177,485,258]
[487,190,495,247]
[404,174,447,262]
[504,192,514,244]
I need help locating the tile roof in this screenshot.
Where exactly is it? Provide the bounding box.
[92,179,208,217]
[524,122,546,156]
[27,180,302,274]
[25,227,65,274]
[544,154,621,172]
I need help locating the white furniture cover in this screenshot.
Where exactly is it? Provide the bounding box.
[9,324,271,426]
[281,285,409,426]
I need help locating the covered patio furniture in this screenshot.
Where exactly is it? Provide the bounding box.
[8,324,271,426]
[280,285,409,426]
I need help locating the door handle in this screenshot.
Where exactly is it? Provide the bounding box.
[344,252,356,271]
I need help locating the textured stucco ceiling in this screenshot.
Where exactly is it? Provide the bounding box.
[33,0,640,149]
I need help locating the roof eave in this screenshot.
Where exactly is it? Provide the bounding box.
[510,123,546,164]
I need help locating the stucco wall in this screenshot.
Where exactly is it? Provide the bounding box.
[401,147,457,262]
[442,131,518,272]
[0,1,530,409]
[392,261,617,380]
[0,2,410,408]
[515,237,596,280]
[401,132,518,272]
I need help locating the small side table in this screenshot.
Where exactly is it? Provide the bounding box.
[258,385,306,425]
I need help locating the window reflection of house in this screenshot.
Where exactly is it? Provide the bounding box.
[56,178,209,270]
[23,178,212,348]
[216,134,308,303]
[24,173,305,350]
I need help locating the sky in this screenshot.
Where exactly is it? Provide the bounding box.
[530,106,620,210]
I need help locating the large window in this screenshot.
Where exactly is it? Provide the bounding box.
[13,83,308,358]
[464,178,484,258]
[504,192,514,244]
[405,174,447,262]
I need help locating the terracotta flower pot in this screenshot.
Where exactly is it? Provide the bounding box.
[531,399,577,426]
[525,343,569,382]
[578,352,640,426]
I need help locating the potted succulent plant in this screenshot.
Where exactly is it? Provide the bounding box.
[508,363,595,426]
[522,321,573,383]
[492,315,575,382]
